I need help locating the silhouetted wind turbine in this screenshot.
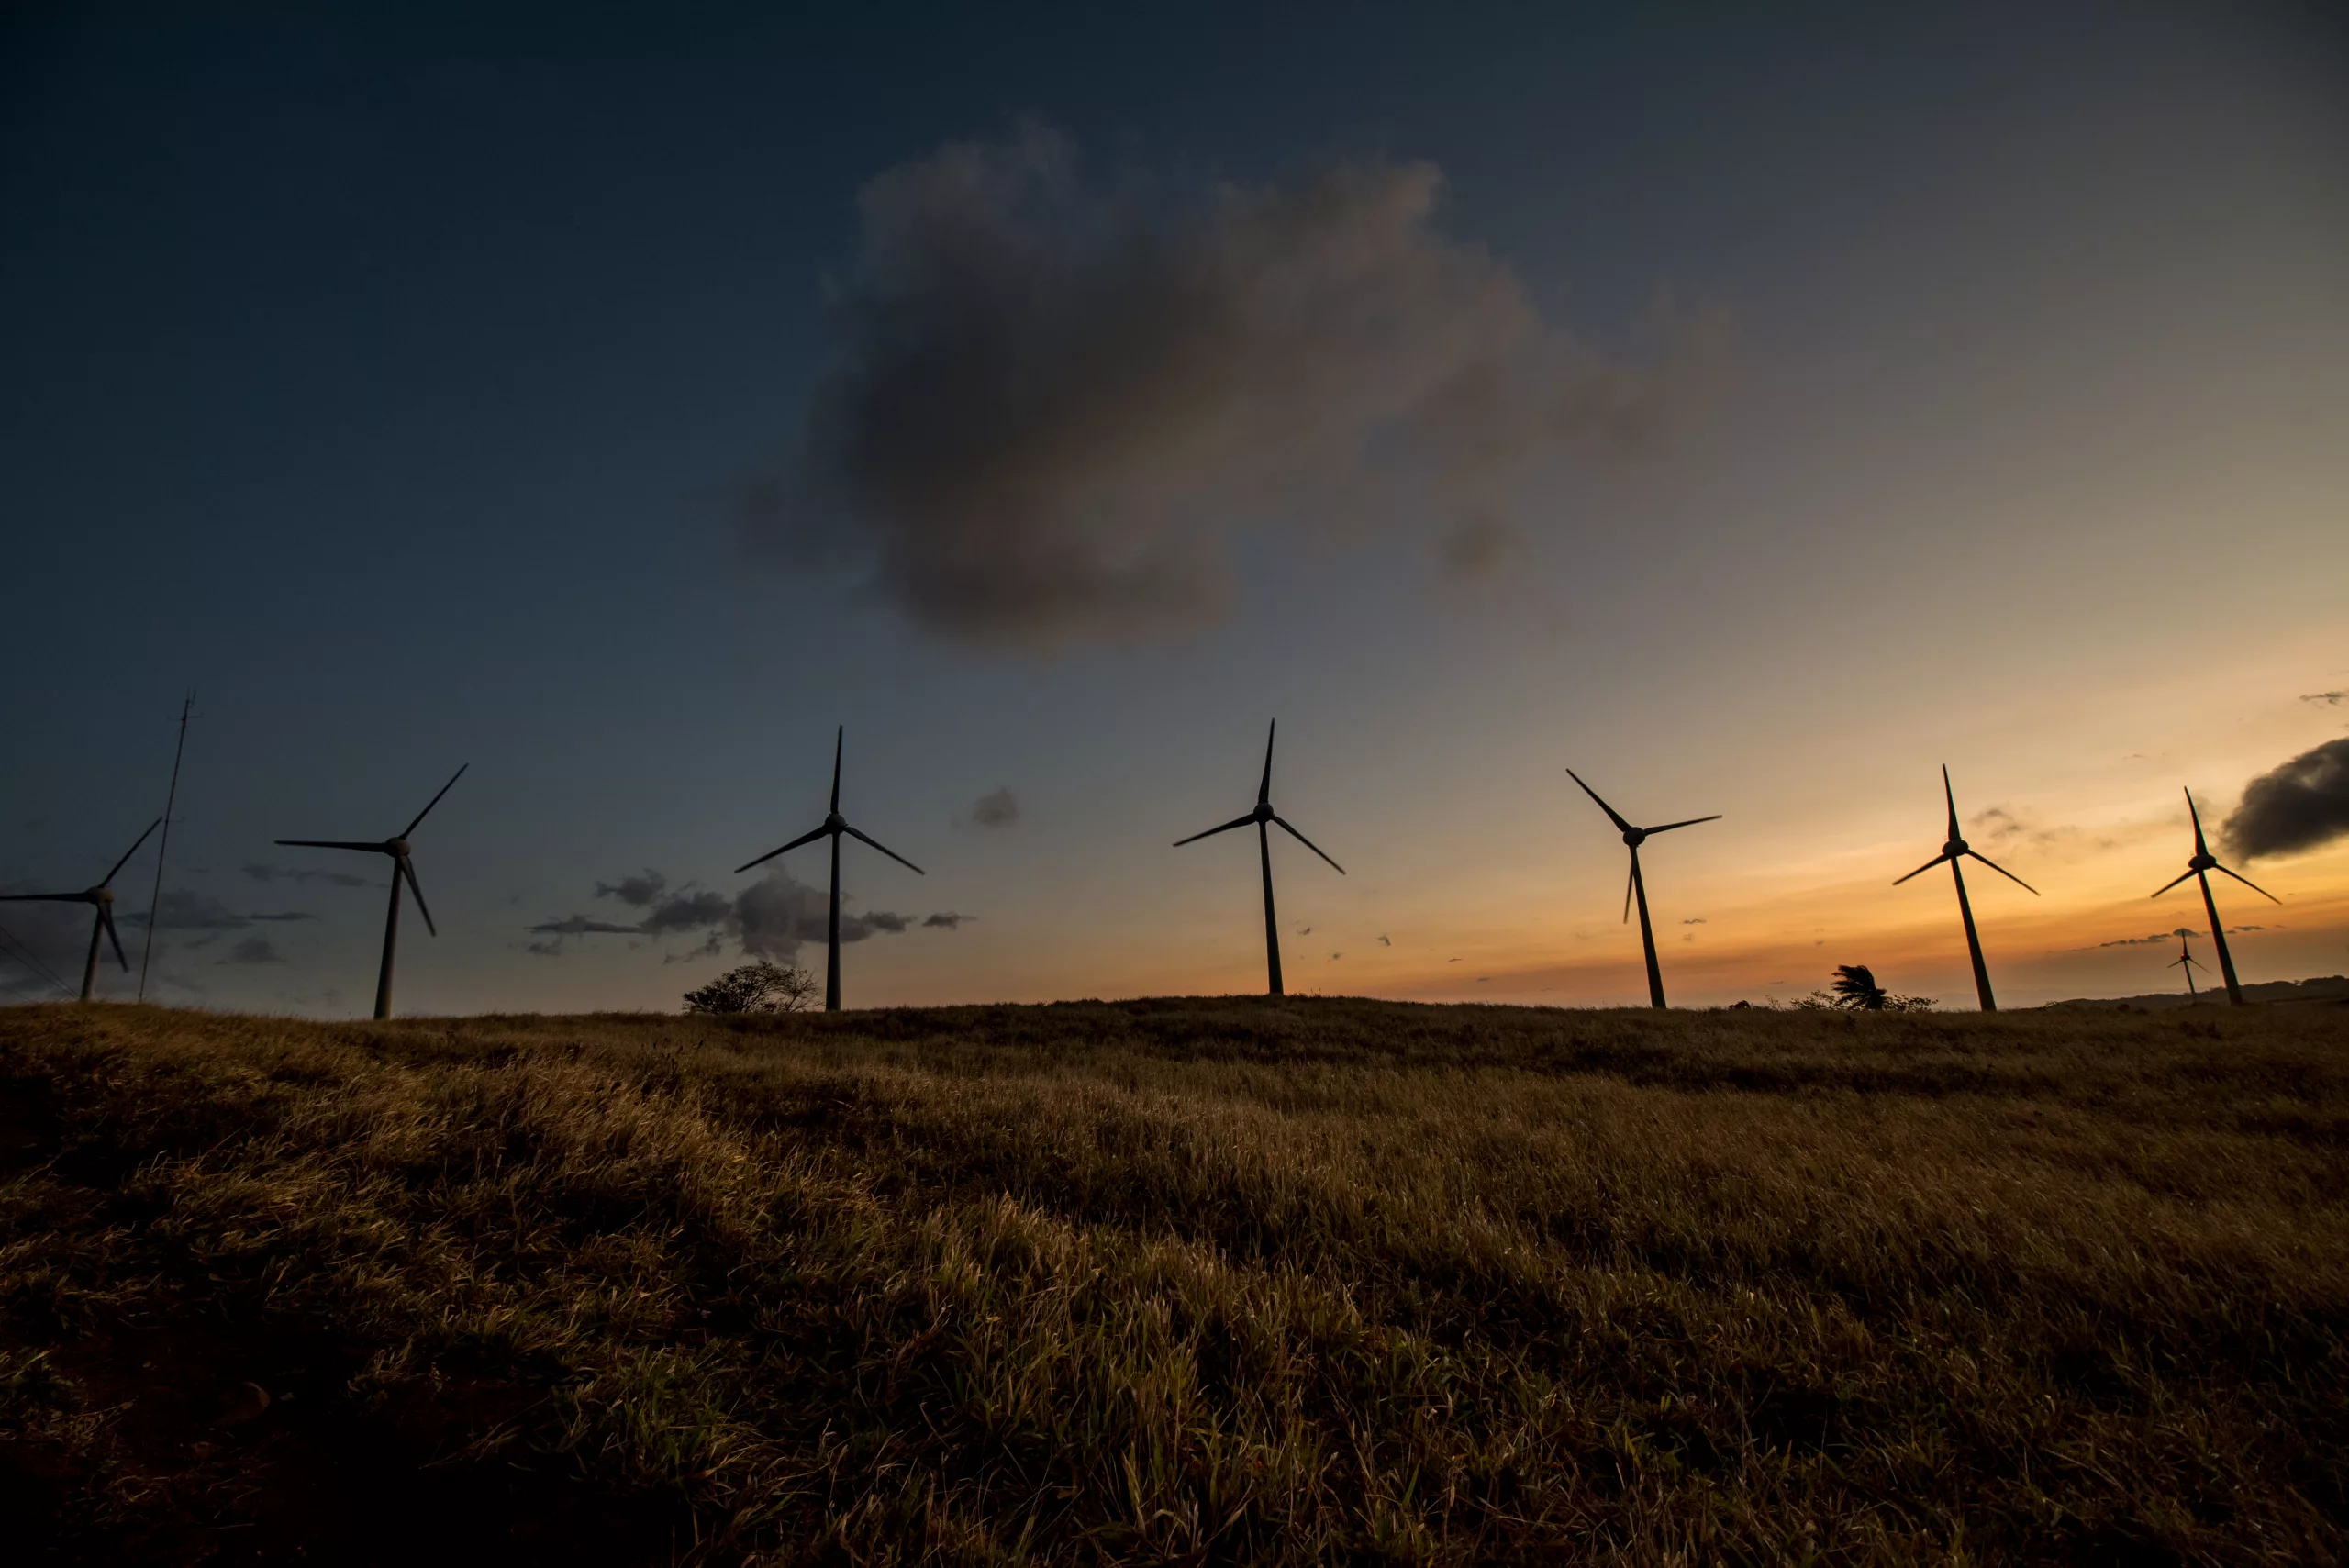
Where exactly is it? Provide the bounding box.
[278,764,467,1019]
[2168,930,2207,1003]
[1893,766,2038,1011]
[735,728,922,1012]
[2152,788,2277,1006]
[1174,720,1344,996]
[1566,771,1718,1009]
[1,818,160,1002]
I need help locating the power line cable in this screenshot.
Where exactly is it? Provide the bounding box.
[138,690,195,1004]
[0,917,73,999]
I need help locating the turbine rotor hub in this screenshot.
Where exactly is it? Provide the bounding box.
[1621,828,1646,847]
[388,838,410,856]
[1943,838,1968,858]
[825,812,846,832]
[2189,852,2216,872]
[91,886,113,905]
[1253,803,1274,823]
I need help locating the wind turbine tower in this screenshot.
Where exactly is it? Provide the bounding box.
[2152,788,2277,1006]
[735,728,923,1011]
[278,765,468,1019]
[1893,767,2038,1011]
[1566,771,1719,1009]
[2168,929,2207,1003]
[1174,720,1345,996]
[1,818,160,1001]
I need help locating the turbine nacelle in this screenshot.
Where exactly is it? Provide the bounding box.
[825,812,846,832]
[1254,802,1275,825]
[2188,851,2216,873]
[89,886,114,906]
[1943,837,1969,858]
[386,837,411,858]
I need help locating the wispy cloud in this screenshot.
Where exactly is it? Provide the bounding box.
[529,868,975,965]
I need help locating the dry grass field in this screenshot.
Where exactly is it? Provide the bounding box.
[2,997,2344,1565]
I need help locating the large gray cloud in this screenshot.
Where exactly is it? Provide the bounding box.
[2223,739,2349,860]
[749,125,1722,651]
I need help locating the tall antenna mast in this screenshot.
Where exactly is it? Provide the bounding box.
[137,691,195,1004]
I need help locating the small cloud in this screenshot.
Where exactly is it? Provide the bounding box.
[247,910,315,923]
[1682,917,1705,925]
[1376,934,1390,946]
[218,936,284,965]
[2301,691,2346,706]
[1330,951,1341,960]
[596,871,670,906]
[922,912,974,929]
[969,787,1019,828]
[1967,805,2077,850]
[863,911,913,934]
[2097,928,2200,949]
[244,862,370,888]
[529,917,645,936]
[1296,925,1311,935]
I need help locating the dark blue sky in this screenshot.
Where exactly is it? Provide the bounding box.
[6,2,2345,1012]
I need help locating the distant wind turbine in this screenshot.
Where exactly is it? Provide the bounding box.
[278,764,468,1019]
[2152,788,2277,1006]
[735,728,922,1012]
[2168,929,2207,1002]
[1,818,161,1001]
[1174,720,1344,996]
[1893,766,2037,1011]
[1566,771,1718,1008]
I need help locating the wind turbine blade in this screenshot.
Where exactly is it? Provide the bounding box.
[1622,857,1635,923]
[1943,766,1962,842]
[2212,863,2281,905]
[1258,720,1275,806]
[1272,816,1345,874]
[1642,815,1722,836]
[1174,813,1257,848]
[277,840,391,853]
[2150,870,2196,898]
[403,763,470,838]
[843,823,925,875]
[0,893,86,904]
[1965,850,2039,895]
[1565,770,1634,835]
[399,855,437,937]
[735,823,829,874]
[101,818,163,888]
[101,907,128,971]
[1893,853,1952,886]
[830,727,843,816]
[2184,787,2210,857]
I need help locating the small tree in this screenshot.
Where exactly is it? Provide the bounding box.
[1831,964,1891,1010]
[683,960,819,1015]
[1795,965,1935,1012]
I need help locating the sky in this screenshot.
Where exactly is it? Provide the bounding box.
[4,0,2346,1015]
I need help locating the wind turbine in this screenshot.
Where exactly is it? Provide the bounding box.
[1174,720,1344,996]
[735,728,922,1012]
[2152,788,2277,1006]
[278,764,467,1019]
[2168,929,2207,1003]
[1893,766,2038,1011]
[1,818,161,1001]
[1565,771,1718,1009]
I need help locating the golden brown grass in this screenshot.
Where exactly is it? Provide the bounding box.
[2,997,2344,1563]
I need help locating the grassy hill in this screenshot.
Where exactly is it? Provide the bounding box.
[2,998,2343,1564]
